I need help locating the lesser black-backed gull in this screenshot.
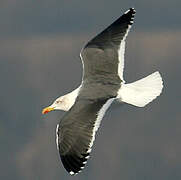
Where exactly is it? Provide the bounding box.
[42,8,163,175]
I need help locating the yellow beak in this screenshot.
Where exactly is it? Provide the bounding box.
[42,106,55,114]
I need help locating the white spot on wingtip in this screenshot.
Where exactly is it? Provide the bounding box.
[124,8,136,15]
[69,171,75,175]
[87,148,92,153]
[124,9,130,14]
[85,155,90,159]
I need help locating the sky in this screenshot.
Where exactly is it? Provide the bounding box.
[0,0,181,180]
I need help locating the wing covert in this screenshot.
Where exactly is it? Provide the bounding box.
[80,8,136,82]
[56,97,113,175]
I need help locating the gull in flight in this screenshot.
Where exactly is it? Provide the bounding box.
[42,8,163,175]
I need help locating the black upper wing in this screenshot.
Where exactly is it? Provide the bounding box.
[57,8,136,175]
[80,8,136,82]
[57,97,113,175]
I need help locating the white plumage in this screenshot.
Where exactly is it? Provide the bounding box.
[42,8,163,176]
[117,71,163,107]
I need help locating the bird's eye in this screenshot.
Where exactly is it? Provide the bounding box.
[56,100,61,104]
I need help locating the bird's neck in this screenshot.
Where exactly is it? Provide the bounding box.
[64,86,81,110]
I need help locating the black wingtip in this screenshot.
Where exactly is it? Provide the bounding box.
[124,8,136,14]
[61,153,90,176]
[123,8,136,25]
[130,7,136,13]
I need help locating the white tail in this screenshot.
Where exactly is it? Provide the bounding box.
[117,71,163,107]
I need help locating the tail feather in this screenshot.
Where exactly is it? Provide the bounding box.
[117,71,163,107]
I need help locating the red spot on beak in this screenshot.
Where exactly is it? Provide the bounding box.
[42,107,54,114]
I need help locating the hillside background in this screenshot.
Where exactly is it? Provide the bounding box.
[0,0,180,179]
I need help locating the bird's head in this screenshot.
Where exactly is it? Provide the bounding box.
[42,95,70,114]
[42,86,80,114]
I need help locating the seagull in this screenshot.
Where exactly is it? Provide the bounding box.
[42,8,163,175]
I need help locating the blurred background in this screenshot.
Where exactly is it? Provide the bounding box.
[0,0,180,179]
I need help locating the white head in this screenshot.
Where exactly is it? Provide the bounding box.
[42,87,80,114]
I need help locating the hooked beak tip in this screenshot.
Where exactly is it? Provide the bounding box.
[42,107,55,114]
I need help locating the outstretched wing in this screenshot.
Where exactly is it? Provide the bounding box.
[80,8,136,82]
[56,97,114,175]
